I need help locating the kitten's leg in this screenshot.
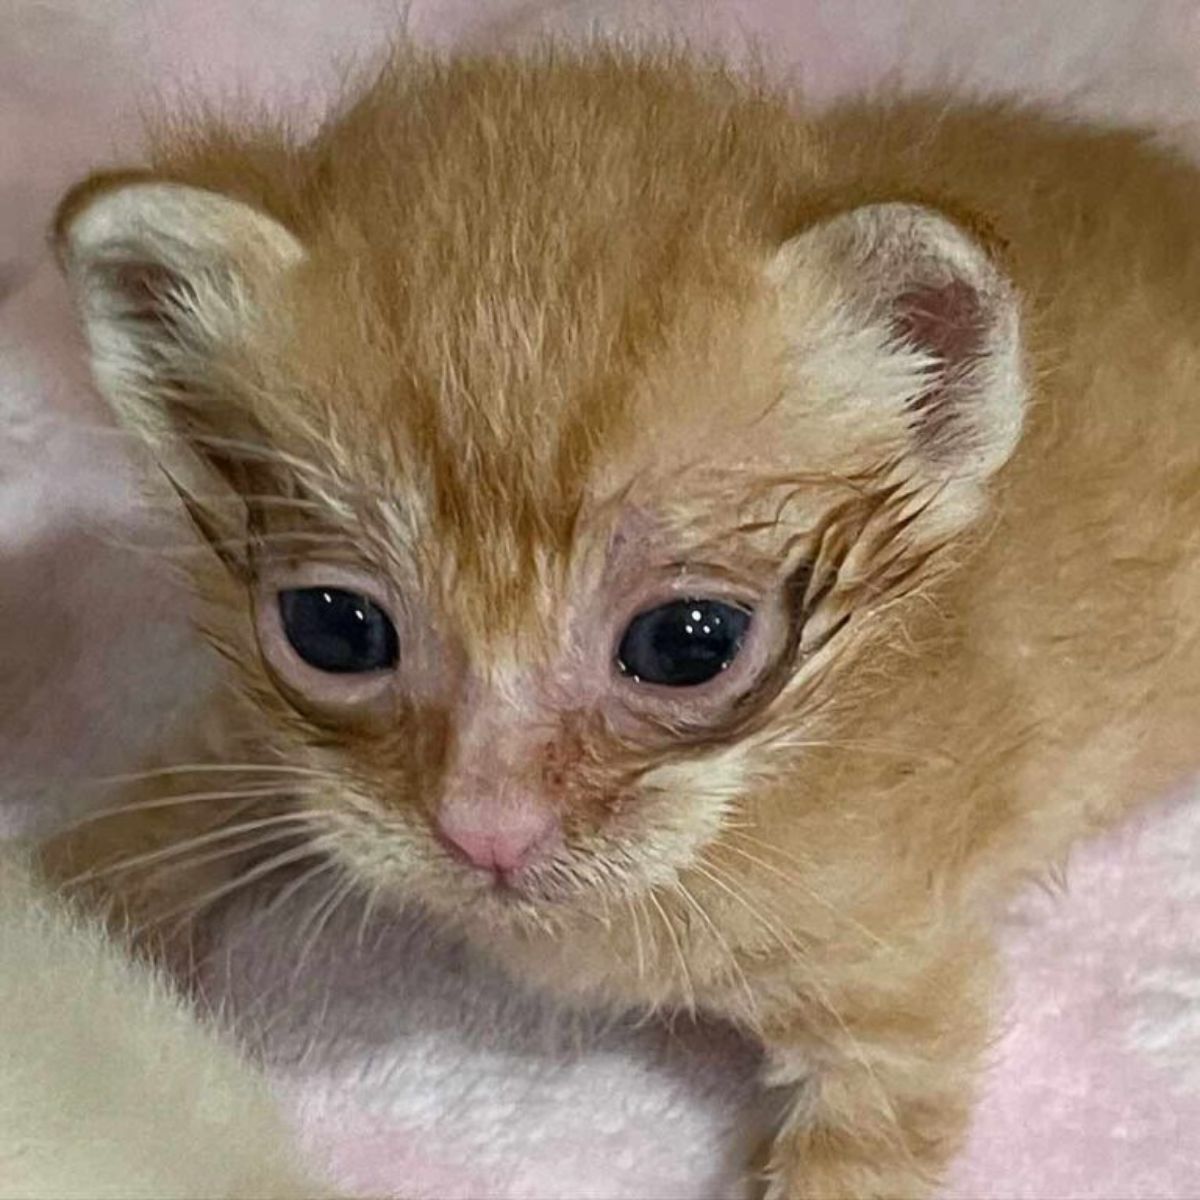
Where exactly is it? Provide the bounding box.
[760,936,995,1200]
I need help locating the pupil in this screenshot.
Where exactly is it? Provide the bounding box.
[617,599,751,688]
[278,588,399,674]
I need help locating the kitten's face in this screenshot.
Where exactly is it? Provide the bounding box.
[225,266,862,930]
[168,232,1009,936]
[54,57,1023,936]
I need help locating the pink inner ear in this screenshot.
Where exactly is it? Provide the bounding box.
[895,278,987,372]
[103,259,190,328]
[892,277,990,453]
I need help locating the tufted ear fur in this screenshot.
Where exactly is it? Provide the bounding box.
[769,202,1026,530]
[53,177,306,564]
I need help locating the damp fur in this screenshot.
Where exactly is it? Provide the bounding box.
[46,44,1200,1198]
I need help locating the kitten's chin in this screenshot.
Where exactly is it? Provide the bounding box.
[395,861,616,940]
[393,884,572,945]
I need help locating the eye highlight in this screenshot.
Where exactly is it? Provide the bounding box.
[617,599,752,688]
[278,587,399,674]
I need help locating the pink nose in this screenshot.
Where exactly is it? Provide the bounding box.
[436,807,560,874]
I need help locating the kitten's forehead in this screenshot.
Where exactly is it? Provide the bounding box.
[277,253,788,645]
[274,220,860,659]
[231,56,835,640]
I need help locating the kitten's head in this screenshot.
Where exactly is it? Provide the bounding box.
[54,54,1024,938]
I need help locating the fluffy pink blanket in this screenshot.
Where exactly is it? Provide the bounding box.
[3,3,1198,1196]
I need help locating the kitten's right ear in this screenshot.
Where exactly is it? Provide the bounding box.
[53,174,305,433]
[53,175,306,562]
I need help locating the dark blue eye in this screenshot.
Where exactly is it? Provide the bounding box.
[278,588,399,674]
[617,599,752,688]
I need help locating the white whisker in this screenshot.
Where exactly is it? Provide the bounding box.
[672,877,757,1019]
[62,785,317,831]
[645,888,696,1012]
[295,871,359,980]
[263,857,339,921]
[62,813,313,887]
[146,840,328,937]
[93,763,336,786]
[720,836,887,949]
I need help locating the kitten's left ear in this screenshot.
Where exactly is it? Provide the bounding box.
[770,202,1026,521]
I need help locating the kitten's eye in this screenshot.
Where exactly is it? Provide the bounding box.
[278,588,399,674]
[617,599,752,687]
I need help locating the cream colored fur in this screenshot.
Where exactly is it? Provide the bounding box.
[0,843,323,1199]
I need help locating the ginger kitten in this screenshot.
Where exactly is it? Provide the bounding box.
[49,47,1200,1198]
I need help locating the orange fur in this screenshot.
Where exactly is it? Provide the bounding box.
[48,46,1200,1198]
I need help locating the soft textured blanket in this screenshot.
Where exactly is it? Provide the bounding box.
[2,3,1198,1196]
